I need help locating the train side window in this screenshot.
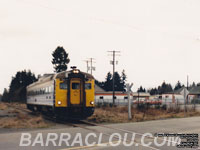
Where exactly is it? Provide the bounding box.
[100,96,104,99]
[85,83,91,89]
[60,82,68,89]
[42,88,45,94]
[40,89,42,95]
[49,86,52,93]
[72,83,80,89]
[45,87,49,94]
[124,96,128,99]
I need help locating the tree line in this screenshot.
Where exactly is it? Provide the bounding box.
[139,80,198,95]
[2,70,37,102]
[95,70,127,92]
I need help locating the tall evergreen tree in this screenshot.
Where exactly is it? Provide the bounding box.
[95,80,105,90]
[137,86,146,92]
[113,72,121,91]
[104,72,113,91]
[149,88,158,95]
[96,70,127,92]
[157,81,173,94]
[4,70,37,102]
[120,70,127,92]
[191,82,196,87]
[52,46,70,73]
[2,88,9,102]
[174,81,182,91]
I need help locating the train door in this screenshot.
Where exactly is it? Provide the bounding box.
[70,79,82,105]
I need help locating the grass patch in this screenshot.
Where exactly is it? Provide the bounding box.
[0,102,51,129]
[0,103,8,110]
[87,106,200,123]
[0,112,50,129]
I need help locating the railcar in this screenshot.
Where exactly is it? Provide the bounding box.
[26,67,95,119]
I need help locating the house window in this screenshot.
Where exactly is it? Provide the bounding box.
[124,96,128,99]
[100,96,104,99]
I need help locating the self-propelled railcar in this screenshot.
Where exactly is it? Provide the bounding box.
[26,68,95,119]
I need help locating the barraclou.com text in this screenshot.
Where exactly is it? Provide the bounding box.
[19,132,181,147]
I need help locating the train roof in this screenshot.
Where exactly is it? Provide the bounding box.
[27,70,94,89]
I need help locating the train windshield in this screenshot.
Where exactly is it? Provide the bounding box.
[60,82,68,89]
[72,83,80,89]
[85,83,91,89]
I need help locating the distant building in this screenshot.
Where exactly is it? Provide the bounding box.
[153,86,200,105]
[188,86,200,103]
[94,85,153,105]
[132,92,150,102]
[95,84,132,105]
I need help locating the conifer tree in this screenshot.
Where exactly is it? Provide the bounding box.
[52,46,70,73]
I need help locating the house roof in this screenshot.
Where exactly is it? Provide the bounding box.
[189,86,200,95]
[95,85,105,93]
[132,92,150,97]
[172,87,185,94]
[167,86,200,95]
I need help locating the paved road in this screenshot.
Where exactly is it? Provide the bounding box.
[0,116,200,150]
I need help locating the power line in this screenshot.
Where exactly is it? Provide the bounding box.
[108,50,120,105]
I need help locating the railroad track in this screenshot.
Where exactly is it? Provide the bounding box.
[12,106,180,149]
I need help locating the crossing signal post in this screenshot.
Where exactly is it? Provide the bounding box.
[126,83,133,120]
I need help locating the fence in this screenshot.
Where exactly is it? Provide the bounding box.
[95,97,200,110]
[95,98,129,106]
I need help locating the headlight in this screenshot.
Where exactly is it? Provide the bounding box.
[73,70,79,73]
[58,101,62,105]
[90,101,94,105]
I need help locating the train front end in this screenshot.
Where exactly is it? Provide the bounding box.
[54,68,95,119]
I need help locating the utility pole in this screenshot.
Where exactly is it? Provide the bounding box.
[108,50,120,105]
[87,58,95,75]
[83,60,89,73]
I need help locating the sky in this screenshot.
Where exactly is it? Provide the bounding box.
[1,0,200,93]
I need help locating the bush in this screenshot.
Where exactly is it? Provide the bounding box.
[191,99,200,104]
[96,102,102,108]
[102,102,109,107]
[137,104,145,110]
[161,104,166,110]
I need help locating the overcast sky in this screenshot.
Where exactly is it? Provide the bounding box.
[1,0,200,93]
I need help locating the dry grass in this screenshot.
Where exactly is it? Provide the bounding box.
[0,102,26,110]
[0,112,50,129]
[0,102,50,129]
[87,106,200,123]
[0,103,8,110]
